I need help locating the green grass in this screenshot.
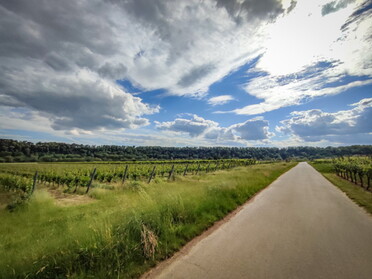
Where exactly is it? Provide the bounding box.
[0,162,295,278]
[311,161,372,214]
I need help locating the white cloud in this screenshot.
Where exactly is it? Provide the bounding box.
[232,0,372,115]
[0,62,159,131]
[155,115,219,137]
[230,117,274,141]
[156,114,273,143]
[276,97,372,142]
[0,0,287,134]
[0,0,284,98]
[208,95,235,106]
[234,72,372,115]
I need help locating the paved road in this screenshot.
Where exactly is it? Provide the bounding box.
[145,162,372,279]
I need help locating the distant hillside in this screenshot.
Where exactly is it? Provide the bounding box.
[0,139,371,162]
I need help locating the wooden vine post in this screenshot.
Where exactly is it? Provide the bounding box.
[168,165,175,180]
[195,163,201,175]
[122,165,128,185]
[148,166,156,183]
[183,164,189,176]
[206,162,211,173]
[31,171,38,195]
[86,168,97,194]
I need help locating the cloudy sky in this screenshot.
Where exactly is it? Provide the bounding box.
[0,0,371,147]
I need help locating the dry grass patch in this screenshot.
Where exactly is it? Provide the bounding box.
[48,189,95,206]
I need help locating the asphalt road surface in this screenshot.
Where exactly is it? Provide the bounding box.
[145,162,372,279]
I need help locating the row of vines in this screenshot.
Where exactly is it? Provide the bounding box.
[0,159,256,194]
[333,157,372,190]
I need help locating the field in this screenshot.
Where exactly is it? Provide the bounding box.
[0,160,295,278]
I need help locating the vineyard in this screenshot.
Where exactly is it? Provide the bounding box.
[332,157,372,190]
[0,159,295,278]
[0,159,256,208]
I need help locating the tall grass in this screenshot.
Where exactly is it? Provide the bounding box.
[0,162,295,278]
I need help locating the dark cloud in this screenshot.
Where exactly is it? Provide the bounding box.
[98,62,128,80]
[216,0,284,22]
[322,0,354,16]
[286,0,297,13]
[177,64,215,87]
[44,52,72,72]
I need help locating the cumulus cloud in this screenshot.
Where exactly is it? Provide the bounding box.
[0,0,285,98]
[276,98,372,142]
[0,62,159,131]
[233,0,372,115]
[155,115,219,137]
[156,114,273,143]
[0,0,287,133]
[0,0,165,132]
[230,117,274,140]
[208,95,235,106]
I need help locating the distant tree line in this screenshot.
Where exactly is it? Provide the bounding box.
[0,139,371,163]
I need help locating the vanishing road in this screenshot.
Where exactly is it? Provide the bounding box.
[144,162,372,279]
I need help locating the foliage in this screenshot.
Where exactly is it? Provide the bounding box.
[1,139,371,162]
[331,157,372,190]
[0,159,256,191]
[0,174,33,210]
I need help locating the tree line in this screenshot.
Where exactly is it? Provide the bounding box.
[0,139,371,162]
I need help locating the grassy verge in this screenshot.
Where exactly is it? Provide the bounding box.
[311,161,372,214]
[0,162,295,278]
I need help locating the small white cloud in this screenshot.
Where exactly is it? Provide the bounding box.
[155,115,219,137]
[230,118,275,140]
[156,114,273,142]
[208,95,235,106]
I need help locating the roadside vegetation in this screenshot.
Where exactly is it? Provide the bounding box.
[311,159,372,215]
[0,161,295,278]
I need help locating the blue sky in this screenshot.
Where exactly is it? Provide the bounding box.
[0,0,371,147]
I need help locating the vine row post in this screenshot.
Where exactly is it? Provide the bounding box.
[86,168,97,194]
[148,166,156,183]
[31,171,38,195]
[206,162,211,173]
[183,164,189,176]
[168,165,175,180]
[122,165,128,185]
[195,163,200,175]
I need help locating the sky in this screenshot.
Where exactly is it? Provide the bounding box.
[0,0,371,147]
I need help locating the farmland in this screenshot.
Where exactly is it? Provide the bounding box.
[0,160,295,278]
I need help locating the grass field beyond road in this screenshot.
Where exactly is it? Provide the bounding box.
[0,162,295,278]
